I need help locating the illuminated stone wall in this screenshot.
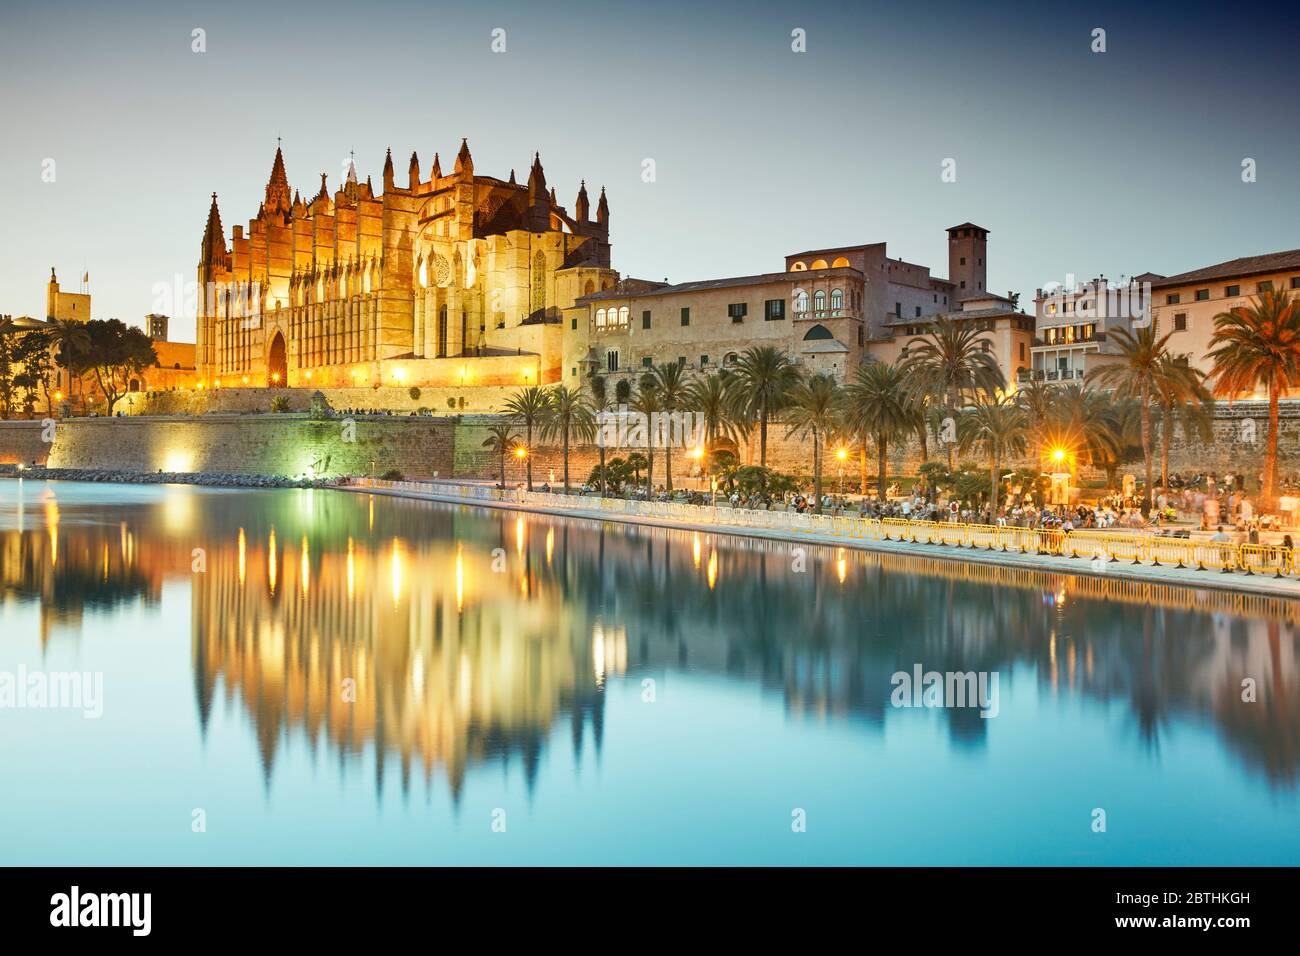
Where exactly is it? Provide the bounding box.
[0,421,50,466]
[40,414,456,478]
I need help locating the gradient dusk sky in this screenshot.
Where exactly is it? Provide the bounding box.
[2,0,1297,341]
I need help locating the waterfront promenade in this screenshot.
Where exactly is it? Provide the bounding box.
[343,477,1300,600]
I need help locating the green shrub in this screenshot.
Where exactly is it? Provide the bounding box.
[408,386,421,400]
[380,468,404,481]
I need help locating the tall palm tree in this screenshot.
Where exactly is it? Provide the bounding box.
[539,384,595,493]
[47,318,91,411]
[1207,288,1300,506]
[784,373,840,514]
[841,360,915,499]
[729,346,801,467]
[899,314,1006,467]
[957,395,1030,512]
[502,385,551,491]
[683,372,743,449]
[1152,355,1213,488]
[647,360,691,492]
[481,422,520,488]
[630,377,661,498]
[1084,323,1183,515]
[589,375,611,496]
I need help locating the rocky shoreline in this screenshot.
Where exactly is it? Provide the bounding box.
[0,463,336,490]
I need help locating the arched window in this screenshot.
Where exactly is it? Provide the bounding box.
[437,306,448,357]
[831,257,850,268]
[595,308,607,328]
[789,261,807,272]
[830,288,843,315]
[724,352,739,366]
[583,280,595,296]
[814,290,826,315]
[803,324,834,341]
[363,264,372,294]
[618,306,630,326]
[810,259,829,270]
[418,259,428,288]
[794,290,809,314]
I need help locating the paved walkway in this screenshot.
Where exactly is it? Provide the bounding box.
[339,484,1300,600]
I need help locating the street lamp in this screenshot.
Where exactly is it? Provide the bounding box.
[836,447,848,495]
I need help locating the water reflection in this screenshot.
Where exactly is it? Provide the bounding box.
[3,481,1299,799]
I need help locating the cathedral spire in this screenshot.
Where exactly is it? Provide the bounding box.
[508,168,516,185]
[201,192,226,264]
[264,144,291,216]
[575,180,590,221]
[431,152,442,179]
[382,148,394,192]
[596,186,609,226]
[454,138,473,176]
[316,172,329,201]
[527,152,547,204]
[408,151,420,190]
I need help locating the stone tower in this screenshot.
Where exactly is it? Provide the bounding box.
[946,223,989,296]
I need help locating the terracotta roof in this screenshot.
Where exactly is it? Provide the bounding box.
[785,242,886,260]
[1151,249,1300,289]
[946,222,990,234]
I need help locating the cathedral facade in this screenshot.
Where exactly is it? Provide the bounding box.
[197,142,617,393]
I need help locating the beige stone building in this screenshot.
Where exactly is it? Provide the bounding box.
[1029,273,1161,386]
[566,223,1023,388]
[196,143,617,395]
[1148,249,1300,397]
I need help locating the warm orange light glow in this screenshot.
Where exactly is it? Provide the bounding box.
[242,375,250,384]
[271,373,281,383]
[836,447,848,461]
[515,446,527,459]
[1052,448,1066,463]
[196,382,204,390]
[54,391,63,401]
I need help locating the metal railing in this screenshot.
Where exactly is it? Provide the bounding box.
[349,478,1297,581]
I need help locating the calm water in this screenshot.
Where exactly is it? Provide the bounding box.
[1,478,1297,866]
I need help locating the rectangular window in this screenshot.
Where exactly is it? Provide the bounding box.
[606,350,619,372]
[1174,313,1187,331]
[960,257,966,266]
[571,318,578,330]
[642,356,653,368]
[700,355,708,366]
[914,306,921,318]
[764,299,785,321]
[1292,277,1300,290]
[1226,284,1240,296]
[1195,289,1209,301]
[857,325,864,346]
[680,307,690,326]
[1019,342,1026,361]
[571,367,576,377]
[642,310,651,329]
[728,303,747,322]
[1166,293,1180,305]
[1258,280,1274,292]
[895,302,902,315]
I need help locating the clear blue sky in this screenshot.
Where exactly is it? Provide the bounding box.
[2,0,1297,341]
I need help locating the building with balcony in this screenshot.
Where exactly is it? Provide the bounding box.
[1028,274,1161,385]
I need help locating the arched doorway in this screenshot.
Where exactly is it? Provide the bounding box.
[267,331,287,386]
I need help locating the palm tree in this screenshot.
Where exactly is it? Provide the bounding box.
[684,372,743,449]
[648,360,691,492]
[630,377,661,498]
[1043,384,1123,474]
[481,422,520,488]
[502,385,550,491]
[899,315,1006,467]
[539,384,595,493]
[784,373,840,514]
[1152,356,1213,488]
[1207,288,1300,506]
[957,395,1030,513]
[841,360,915,499]
[47,318,90,411]
[1085,324,1184,515]
[729,346,801,467]
[589,375,611,496]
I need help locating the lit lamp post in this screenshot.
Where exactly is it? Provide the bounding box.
[1049,446,1072,510]
[836,446,848,496]
[690,445,706,493]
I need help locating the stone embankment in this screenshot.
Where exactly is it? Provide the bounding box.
[0,463,329,490]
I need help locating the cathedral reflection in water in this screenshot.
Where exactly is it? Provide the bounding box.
[4,483,1298,797]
